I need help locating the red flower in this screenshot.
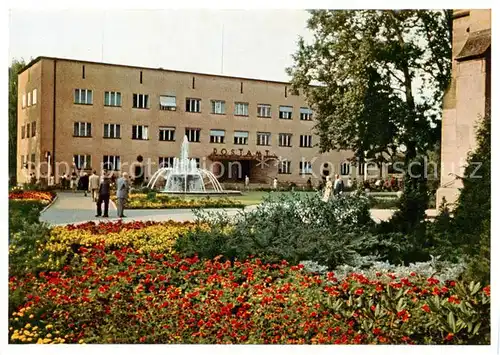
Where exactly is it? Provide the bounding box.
[445,333,454,341]
[421,304,431,313]
[354,288,364,296]
[372,328,382,335]
[397,309,410,322]
[483,285,490,297]
[448,295,460,304]
[427,277,439,285]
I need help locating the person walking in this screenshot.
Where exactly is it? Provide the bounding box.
[89,170,100,202]
[81,172,89,197]
[116,172,130,218]
[273,177,278,191]
[322,176,333,202]
[96,175,111,218]
[244,175,250,191]
[70,172,78,193]
[333,174,344,196]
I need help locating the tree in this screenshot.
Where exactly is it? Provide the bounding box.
[287,10,452,166]
[9,59,27,183]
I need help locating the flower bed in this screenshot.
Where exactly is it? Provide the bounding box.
[9,245,490,345]
[114,193,244,209]
[9,191,55,204]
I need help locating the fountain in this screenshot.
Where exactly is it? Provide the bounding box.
[147,136,240,195]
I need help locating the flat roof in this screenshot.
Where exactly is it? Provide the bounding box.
[18,56,295,86]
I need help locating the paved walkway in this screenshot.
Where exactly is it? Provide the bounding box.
[40,192,437,226]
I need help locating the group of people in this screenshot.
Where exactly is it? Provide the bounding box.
[322,174,345,202]
[87,170,130,218]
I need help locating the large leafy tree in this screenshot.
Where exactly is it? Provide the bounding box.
[287,10,452,166]
[9,59,27,183]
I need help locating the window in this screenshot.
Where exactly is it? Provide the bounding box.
[234,131,249,145]
[299,135,313,148]
[22,94,26,108]
[73,154,91,170]
[31,153,36,164]
[185,128,201,142]
[159,157,175,168]
[27,92,31,107]
[32,89,37,105]
[234,102,249,116]
[159,127,175,141]
[192,158,201,168]
[74,89,93,105]
[300,107,313,121]
[257,104,271,118]
[358,162,365,176]
[279,106,293,119]
[257,132,271,146]
[26,123,30,138]
[278,161,291,174]
[186,98,201,113]
[160,95,177,111]
[31,122,36,137]
[104,91,122,107]
[133,93,149,109]
[210,129,225,143]
[341,162,351,176]
[21,125,25,139]
[82,65,85,79]
[132,125,149,140]
[74,122,92,137]
[278,133,292,147]
[211,100,225,114]
[103,123,121,139]
[103,155,121,171]
[300,161,313,175]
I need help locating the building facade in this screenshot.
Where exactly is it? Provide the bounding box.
[17,57,377,186]
[436,9,491,206]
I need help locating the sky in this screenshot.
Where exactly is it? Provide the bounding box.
[8,9,313,82]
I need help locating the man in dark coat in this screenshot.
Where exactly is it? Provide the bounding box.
[96,176,111,217]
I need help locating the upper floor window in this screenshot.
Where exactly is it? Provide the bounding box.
[31,122,36,137]
[103,123,121,139]
[160,95,176,111]
[278,133,292,147]
[26,123,30,138]
[74,122,92,137]
[21,125,25,139]
[300,107,313,121]
[234,131,249,145]
[186,98,201,113]
[133,93,149,109]
[256,132,271,146]
[234,102,249,116]
[103,155,121,171]
[299,135,313,148]
[32,89,37,105]
[210,129,225,143]
[159,127,175,141]
[27,92,32,107]
[22,94,26,108]
[159,157,175,168]
[211,100,226,115]
[279,106,293,119]
[185,128,201,142]
[257,104,271,118]
[73,154,91,170]
[74,89,93,105]
[104,91,122,107]
[132,125,149,140]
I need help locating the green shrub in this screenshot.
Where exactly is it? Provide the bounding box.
[175,192,391,269]
[9,200,46,234]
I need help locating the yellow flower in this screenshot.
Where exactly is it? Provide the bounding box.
[29,314,34,319]
[45,324,53,329]
[79,339,85,344]
[46,333,52,338]
[25,323,31,328]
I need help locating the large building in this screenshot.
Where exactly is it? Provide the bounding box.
[16,56,372,186]
[436,9,491,206]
